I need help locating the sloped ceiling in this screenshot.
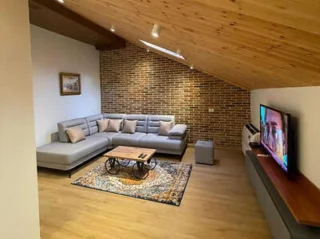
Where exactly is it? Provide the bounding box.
[61,0,320,89]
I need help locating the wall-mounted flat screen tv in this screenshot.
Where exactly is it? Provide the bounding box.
[260,104,294,176]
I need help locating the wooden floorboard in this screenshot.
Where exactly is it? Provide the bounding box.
[38,147,271,239]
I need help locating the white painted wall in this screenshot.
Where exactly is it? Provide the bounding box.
[31,25,101,147]
[0,1,40,238]
[251,87,320,188]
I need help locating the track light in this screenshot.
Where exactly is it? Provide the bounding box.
[151,24,161,38]
[140,40,185,60]
[190,65,194,70]
[110,25,115,32]
[57,0,64,3]
[147,48,150,52]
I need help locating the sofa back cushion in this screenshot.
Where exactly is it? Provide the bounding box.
[58,118,89,143]
[103,113,125,120]
[147,115,175,134]
[124,114,148,133]
[85,114,104,135]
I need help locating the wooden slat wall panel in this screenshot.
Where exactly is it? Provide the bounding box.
[61,0,320,89]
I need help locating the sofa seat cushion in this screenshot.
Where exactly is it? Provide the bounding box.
[90,132,120,144]
[139,134,184,151]
[37,136,109,165]
[112,132,146,147]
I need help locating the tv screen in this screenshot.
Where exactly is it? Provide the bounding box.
[260,104,291,174]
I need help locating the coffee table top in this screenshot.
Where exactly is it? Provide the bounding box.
[104,146,156,162]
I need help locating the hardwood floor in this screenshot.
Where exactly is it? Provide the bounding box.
[38,147,271,239]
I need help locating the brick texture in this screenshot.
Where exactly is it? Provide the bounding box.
[100,43,250,148]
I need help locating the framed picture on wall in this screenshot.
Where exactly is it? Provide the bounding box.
[60,72,81,96]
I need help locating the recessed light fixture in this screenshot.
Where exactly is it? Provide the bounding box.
[57,0,64,3]
[140,40,185,60]
[190,65,194,70]
[110,25,115,32]
[147,48,150,52]
[151,24,161,38]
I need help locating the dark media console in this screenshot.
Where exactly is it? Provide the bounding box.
[246,150,320,239]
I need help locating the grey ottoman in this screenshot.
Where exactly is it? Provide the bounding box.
[195,140,214,165]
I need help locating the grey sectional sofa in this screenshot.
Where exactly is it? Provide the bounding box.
[37,114,187,175]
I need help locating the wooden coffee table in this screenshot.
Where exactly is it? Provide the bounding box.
[103,146,157,179]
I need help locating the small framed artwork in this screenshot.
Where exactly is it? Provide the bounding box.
[60,72,81,96]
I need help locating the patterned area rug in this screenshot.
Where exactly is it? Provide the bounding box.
[72,161,192,206]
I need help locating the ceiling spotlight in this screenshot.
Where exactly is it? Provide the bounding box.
[57,0,64,3]
[110,25,115,32]
[151,24,161,38]
[190,65,194,70]
[147,48,150,52]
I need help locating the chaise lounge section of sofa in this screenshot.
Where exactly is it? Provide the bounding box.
[36,114,187,176]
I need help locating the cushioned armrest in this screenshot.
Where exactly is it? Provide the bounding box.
[168,124,187,139]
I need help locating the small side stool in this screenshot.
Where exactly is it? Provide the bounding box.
[195,140,214,165]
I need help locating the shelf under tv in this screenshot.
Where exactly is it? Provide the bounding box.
[250,147,320,227]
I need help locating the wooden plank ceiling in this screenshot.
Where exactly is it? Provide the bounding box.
[57,0,320,89]
[29,0,125,50]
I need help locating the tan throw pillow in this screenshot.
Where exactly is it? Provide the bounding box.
[65,127,85,143]
[123,120,137,134]
[106,119,122,132]
[158,121,173,136]
[97,119,109,132]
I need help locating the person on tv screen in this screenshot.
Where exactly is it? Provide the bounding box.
[261,107,288,168]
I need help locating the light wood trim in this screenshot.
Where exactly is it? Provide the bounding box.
[251,147,320,227]
[60,0,320,89]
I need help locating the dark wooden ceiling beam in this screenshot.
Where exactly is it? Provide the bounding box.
[29,0,125,50]
[95,41,126,51]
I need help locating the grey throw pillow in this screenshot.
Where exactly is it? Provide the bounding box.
[106,119,122,132]
[123,120,138,134]
[158,121,173,136]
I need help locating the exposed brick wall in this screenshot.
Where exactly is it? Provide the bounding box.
[100,43,250,148]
